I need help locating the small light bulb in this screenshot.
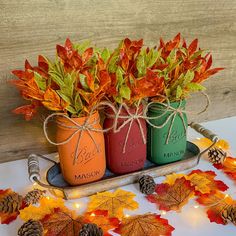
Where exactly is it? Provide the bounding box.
[90,213,95,217]
[161,210,166,215]
[125,214,130,218]
[194,205,199,209]
[196,137,201,140]
[225,194,229,198]
[218,145,222,149]
[46,196,50,200]
[33,182,37,186]
[74,203,80,209]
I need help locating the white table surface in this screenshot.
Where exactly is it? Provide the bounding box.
[0,116,236,236]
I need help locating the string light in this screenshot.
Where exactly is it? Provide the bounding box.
[194,205,199,209]
[125,214,130,218]
[33,182,37,186]
[74,203,80,209]
[161,210,167,215]
[90,213,96,217]
[46,196,50,200]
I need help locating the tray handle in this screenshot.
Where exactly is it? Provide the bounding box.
[189,122,219,143]
[189,122,219,164]
[28,154,68,199]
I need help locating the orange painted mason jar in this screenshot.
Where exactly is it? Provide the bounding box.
[56,111,106,185]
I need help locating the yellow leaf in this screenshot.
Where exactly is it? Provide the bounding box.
[187,173,211,194]
[164,173,187,185]
[20,197,66,221]
[87,189,138,219]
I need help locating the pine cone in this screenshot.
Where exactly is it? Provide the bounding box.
[24,189,46,206]
[0,192,23,213]
[79,223,103,236]
[18,220,43,236]
[222,205,236,225]
[138,175,156,194]
[208,148,226,164]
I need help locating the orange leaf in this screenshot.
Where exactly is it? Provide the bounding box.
[42,88,64,111]
[147,177,195,212]
[41,208,84,236]
[188,170,228,195]
[84,210,120,236]
[114,213,175,236]
[196,191,235,225]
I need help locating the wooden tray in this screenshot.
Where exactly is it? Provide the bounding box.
[28,122,218,199]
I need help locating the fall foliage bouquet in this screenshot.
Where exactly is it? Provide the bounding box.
[11,38,110,120]
[102,38,165,174]
[147,33,224,166]
[11,38,111,185]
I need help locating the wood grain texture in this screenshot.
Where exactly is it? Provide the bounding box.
[0,0,236,163]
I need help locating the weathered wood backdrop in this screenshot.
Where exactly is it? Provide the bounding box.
[0,0,236,163]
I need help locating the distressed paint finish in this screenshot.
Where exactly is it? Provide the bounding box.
[0,0,236,162]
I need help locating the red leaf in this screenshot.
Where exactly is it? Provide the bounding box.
[12,103,39,120]
[188,39,198,55]
[65,38,73,51]
[82,47,93,64]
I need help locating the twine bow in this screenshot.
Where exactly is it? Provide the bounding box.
[111,99,147,153]
[144,91,210,144]
[43,101,117,165]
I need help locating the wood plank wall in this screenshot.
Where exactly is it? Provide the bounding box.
[0,0,236,163]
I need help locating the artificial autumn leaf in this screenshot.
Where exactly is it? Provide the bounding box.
[146,177,195,212]
[196,191,235,225]
[163,173,186,185]
[41,208,84,236]
[20,197,66,221]
[194,138,230,150]
[87,189,139,219]
[84,210,120,236]
[188,170,228,195]
[0,189,25,224]
[114,213,175,236]
[214,156,236,184]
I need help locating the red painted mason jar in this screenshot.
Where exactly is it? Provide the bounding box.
[103,105,146,174]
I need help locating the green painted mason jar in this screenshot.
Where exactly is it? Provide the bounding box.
[147,100,187,165]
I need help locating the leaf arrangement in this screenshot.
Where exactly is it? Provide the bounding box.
[0,188,45,224]
[11,34,223,120]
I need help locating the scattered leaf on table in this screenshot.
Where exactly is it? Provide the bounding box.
[0,189,25,224]
[188,170,228,195]
[114,213,175,236]
[41,208,84,236]
[187,173,211,194]
[163,173,186,185]
[214,156,236,184]
[20,197,66,221]
[87,189,138,219]
[194,138,230,150]
[147,177,195,212]
[84,210,120,236]
[196,191,235,225]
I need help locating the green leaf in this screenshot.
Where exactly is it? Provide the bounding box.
[101,48,110,63]
[147,50,160,68]
[114,95,123,104]
[74,92,83,112]
[183,70,194,86]
[108,50,119,73]
[79,74,90,90]
[176,85,182,99]
[73,40,90,54]
[34,72,46,91]
[137,51,146,76]
[66,105,77,114]
[186,83,206,92]
[119,85,131,100]
[56,90,71,104]
[116,67,124,87]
